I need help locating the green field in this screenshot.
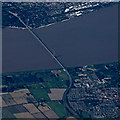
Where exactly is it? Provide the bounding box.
[47,101,67,118]
[2,69,68,92]
[28,84,50,101]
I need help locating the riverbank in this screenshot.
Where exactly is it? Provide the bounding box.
[8,18,70,30]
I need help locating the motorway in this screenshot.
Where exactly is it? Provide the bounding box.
[9,11,78,118]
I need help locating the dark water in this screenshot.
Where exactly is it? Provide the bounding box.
[2,5,118,73]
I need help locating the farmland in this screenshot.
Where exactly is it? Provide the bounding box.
[47,101,68,118]
[2,68,69,118]
[1,62,119,118]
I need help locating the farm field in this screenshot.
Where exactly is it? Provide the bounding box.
[1,62,119,118]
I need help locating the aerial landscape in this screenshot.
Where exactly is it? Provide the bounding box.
[1,1,119,119]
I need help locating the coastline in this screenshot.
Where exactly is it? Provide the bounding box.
[8,18,70,30]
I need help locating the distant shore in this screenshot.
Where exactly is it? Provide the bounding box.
[8,18,70,30]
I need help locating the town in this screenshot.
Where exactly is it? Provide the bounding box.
[2,2,114,28]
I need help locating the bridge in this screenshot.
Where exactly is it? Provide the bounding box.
[9,11,78,117]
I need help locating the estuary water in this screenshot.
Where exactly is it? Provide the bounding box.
[2,4,118,73]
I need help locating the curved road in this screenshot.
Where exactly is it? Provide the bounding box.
[9,11,78,118]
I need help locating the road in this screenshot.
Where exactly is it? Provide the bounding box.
[9,11,78,118]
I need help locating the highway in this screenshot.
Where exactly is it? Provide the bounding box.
[9,11,78,117]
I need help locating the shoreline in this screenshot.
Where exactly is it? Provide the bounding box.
[8,18,70,30]
[2,61,117,74]
[4,3,117,30]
